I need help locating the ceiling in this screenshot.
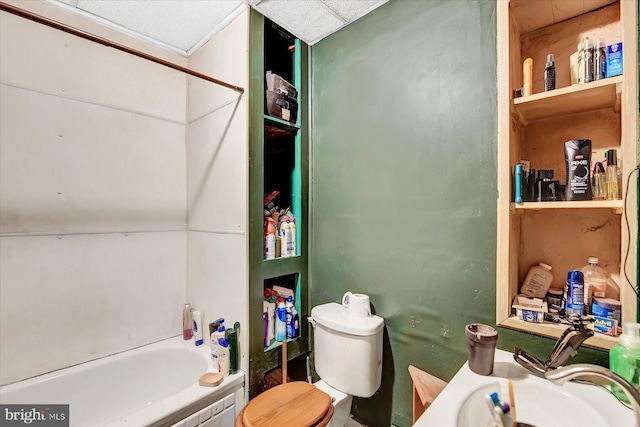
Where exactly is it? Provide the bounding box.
[47,0,388,56]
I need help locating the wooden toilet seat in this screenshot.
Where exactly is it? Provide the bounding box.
[235,382,334,427]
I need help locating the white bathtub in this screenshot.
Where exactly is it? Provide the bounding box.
[0,336,245,427]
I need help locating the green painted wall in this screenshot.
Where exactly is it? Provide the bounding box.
[309,1,607,426]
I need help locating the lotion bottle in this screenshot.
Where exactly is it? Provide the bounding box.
[520,262,553,298]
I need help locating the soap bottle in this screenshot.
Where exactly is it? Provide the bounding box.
[182,302,193,340]
[192,310,203,346]
[520,262,553,298]
[609,322,640,404]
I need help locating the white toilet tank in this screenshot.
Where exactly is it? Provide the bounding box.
[310,302,384,398]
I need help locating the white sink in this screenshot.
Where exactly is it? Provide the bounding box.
[457,381,610,427]
[415,349,634,427]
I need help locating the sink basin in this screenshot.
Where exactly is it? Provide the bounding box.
[457,381,610,427]
[414,349,634,427]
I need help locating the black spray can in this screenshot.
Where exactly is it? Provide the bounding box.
[565,139,592,201]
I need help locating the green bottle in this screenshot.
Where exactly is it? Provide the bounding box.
[609,322,640,403]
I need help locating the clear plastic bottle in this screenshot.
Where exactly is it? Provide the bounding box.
[609,322,640,404]
[182,303,193,340]
[582,257,607,302]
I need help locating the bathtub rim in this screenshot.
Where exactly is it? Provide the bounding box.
[0,335,245,427]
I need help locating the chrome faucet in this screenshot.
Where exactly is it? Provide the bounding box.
[513,322,594,377]
[545,364,640,427]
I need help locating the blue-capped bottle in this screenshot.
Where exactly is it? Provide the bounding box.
[566,270,585,317]
[275,302,287,341]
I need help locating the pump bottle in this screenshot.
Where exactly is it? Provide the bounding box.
[610,322,640,404]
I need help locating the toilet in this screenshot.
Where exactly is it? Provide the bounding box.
[236,295,384,427]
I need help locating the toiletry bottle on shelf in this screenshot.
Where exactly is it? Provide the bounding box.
[218,338,231,376]
[577,42,585,84]
[544,54,555,91]
[225,325,239,374]
[564,139,592,201]
[583,37,594,83]
[183,302,193,340]
[523,58,533,96]
[287,216,296,256]
[582,257,607,301]
[606,149,619,200]
[193,310,203,346]
[609,323,640,404]
[264,217,276,260]
[275,302,287,341]
[592,162,607,200]
[514,164,523,203]
[285,300,294,338]
[566,270,585,317]
[520,262,553,298]
[595,38,607,80]
[279,217,290,257]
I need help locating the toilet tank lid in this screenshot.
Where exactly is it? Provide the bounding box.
[311,303,384,336]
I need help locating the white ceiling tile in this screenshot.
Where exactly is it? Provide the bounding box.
[321,0,387,22]
[251,0,345,45]
[76,0,244,51]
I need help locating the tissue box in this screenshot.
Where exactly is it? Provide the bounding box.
[607,42,622,77]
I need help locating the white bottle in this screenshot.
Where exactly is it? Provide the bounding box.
[520,262,553,298]
[279,217,291,257]
[287,216,297,257]
[218,338,230,376]
[264,301,275,342]
[210,325,225,372]
[582,257,607,299]
[192,310,203,346]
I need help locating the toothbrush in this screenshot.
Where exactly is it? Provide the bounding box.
[484,394,496,418]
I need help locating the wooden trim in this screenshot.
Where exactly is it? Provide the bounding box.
[496,0,512,325]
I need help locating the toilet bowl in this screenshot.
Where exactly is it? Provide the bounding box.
[313,380,352,427]
[236,295,384,427]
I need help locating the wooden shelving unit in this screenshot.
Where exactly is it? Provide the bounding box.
[248,10,309,398]
[496,0,638,350]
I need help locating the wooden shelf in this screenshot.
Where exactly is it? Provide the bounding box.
[510,0,617,34]
[513,76,623,123]
[499,316,618,351]
[263,336,299,353]
[264,114,300,130]
[510,200,624,214]
[262,255,304,279]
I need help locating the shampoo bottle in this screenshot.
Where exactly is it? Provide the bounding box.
[218,338,230,376]
[609,322,640,404]
[275,302,287,341]
[192,310,203,346]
